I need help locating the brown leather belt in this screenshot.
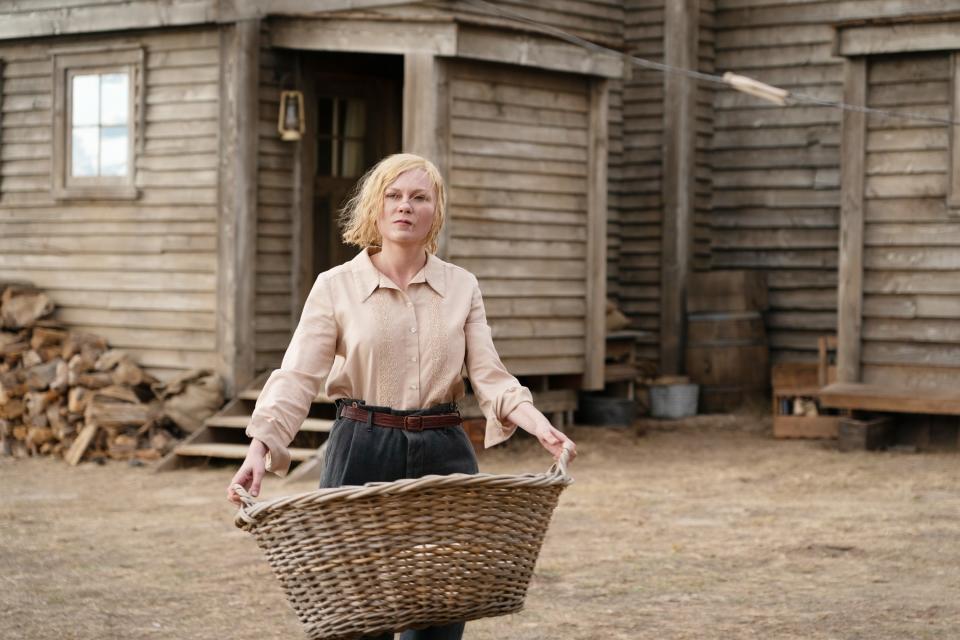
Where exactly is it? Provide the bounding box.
[340,405,462,432]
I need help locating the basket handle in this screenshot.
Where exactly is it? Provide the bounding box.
[549,442,574,479]
[231,483,258,509]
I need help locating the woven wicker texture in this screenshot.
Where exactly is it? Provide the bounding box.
[233,447,573,640]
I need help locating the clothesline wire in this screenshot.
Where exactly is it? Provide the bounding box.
[462,0,960,127]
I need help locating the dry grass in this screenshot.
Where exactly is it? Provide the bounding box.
[2,415,959,639]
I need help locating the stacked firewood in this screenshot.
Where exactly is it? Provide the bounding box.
[0,283,221,464]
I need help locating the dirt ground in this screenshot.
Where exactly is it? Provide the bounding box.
[2,415,959,640]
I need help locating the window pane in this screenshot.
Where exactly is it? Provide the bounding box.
[72,126,99,176]
[317,98,333,136]
[340,99,366,138]
[100,73,129,126]
[72,74,100,127]
[341,139,364,178]
[317,137,333,176]
[100,126,128,176]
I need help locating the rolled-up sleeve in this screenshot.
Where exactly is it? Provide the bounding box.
[245,274,337,476]
[463,277,533,447]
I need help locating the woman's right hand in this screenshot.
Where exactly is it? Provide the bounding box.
[227,439,268,506]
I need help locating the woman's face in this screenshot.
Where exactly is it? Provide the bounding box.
[377,168,436,249]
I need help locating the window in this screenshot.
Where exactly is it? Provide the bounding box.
[52,47,142,200]
[316,97,367,178]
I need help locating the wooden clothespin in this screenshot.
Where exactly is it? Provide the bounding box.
[723,72,789,106]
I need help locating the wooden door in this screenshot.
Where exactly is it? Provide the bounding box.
[299,61,401,301]
[838,51,960,391]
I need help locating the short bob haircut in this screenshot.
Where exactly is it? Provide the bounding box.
[339,153,447,254]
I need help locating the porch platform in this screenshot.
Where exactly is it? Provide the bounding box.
[819,383,960,416]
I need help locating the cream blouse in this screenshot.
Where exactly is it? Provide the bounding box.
[246,247,534,476]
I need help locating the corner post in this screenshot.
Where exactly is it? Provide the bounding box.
[584,77,609,390]
[218,19,260,396]
[660,0,699,374]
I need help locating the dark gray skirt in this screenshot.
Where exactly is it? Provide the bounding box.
[319,398,479,489]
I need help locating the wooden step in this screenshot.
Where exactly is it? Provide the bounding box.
[174,442,318,461]
[204,415,335,432]
[819,382,960,415]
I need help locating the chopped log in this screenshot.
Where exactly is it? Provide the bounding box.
[30,327,68,351]
[64,422,98,466]
[111,359,145,387]
[0,374,27,404]
[85,395,161,430]
[95,349,130,372]
[25,359,61,390]
[67,353,95,386]
[0,397,24,420]
[67,386,91,413]
[46,404,70,439]
[52,359,68,391]
[61,332,108,362]
[0,286,54,329]
[0,419,11,456]
[26,426,55,455]
[108,434,138,459]
[25,412,48,428]
[24,389,60,417]
[77,372,113,389]
[0,331,23,350]
[154,369,225,433]
[96,385,142,404]
[21,350,42,368]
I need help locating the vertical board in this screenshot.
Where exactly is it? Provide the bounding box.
[446,60,592,377]
[0,29,222,381]
[837,57,866,382]
[860,51,960,391]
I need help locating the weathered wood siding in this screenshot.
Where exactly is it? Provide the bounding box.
[254,40,297,372]
[620,0,665,361]
[376,0,625,48]
[712,1,954,363]
[446,60,592,376]
[695,0,715,272]
[0,29,221,381]
[860,52,959,391]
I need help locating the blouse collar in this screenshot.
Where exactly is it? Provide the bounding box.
[351,247,447,301]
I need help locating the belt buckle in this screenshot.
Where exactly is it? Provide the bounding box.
[403,415,424,432]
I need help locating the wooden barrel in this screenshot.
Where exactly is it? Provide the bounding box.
[685,310,769,413]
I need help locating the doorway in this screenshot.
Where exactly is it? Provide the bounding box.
[297,52,403,305]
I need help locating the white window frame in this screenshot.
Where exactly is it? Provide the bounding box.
[52,46,143,200]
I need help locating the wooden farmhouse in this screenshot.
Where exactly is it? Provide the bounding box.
[1,0,960,434]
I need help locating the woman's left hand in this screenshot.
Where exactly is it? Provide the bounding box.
[507,403,577,462]
[532,421,576,462]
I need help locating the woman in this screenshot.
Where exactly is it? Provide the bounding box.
[227,153,576,639]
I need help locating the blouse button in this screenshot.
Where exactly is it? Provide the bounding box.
[410,327,417,333]
[410,383,418,390]
[410,355,418,362]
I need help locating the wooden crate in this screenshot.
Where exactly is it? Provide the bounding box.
[772,362,840,439]
[774,413,841,439]
[838,416,895,451]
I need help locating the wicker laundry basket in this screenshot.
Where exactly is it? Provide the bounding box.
[233,447,574,640]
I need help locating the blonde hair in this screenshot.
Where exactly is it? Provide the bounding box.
[339,153,447,254]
